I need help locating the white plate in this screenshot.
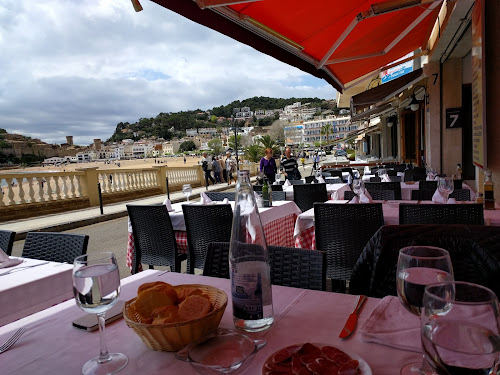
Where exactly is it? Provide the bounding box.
[262,343,372,375]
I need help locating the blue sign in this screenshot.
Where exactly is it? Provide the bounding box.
[381,65,413,83]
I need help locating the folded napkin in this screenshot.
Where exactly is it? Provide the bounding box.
[273,181,280,185]
[426,176,435,181]
[432,189,447,203]
[359,296,421,352]
[162,198,175,212]
[381,174,391,183]
[200,192,212,204]
[317,176,326,184]
[364,166,370,174]
[0,248,23,269]
[348,196,359,204]
[359,190,373,203]
[311,180,315,184]
[284,179,292,187]
[221,198,229,204]
[347,174,352,185]
[446,197,457,204]
[331,191,339,200]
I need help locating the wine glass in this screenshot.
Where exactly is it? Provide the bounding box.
[422,281,500,375]
[73,252,128,375]
[427,167,437,180]
[437,177,454,202]
[396,246,454,375]
[182,184,192,202]
[352,179,365,197]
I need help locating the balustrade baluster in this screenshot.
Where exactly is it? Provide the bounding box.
[17,177,26,204]
[68,175,76,198]
[27,177,36,203]
[38,176,46,202]
[54,176,62,200]
[76,175,83,197]
[123,173,130,191]
[6,179,15,205]
[60,176,68,199]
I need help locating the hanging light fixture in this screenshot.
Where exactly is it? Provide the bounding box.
[409,85,428,111]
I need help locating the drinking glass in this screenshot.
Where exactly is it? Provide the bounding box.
[182,184,192,202]
[426,167,437,180]
[73,252,127,375]
[437,177,454,202]
[352,179,365,197]
[422,281,500,375]
[396,246,454,375]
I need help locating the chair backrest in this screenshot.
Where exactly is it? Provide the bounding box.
[370,176,381,182]
[329,170,343,180]
[0,230,16,256]
[364,182,402,200]
[419,180,438,190]
[22,232,89,264]
[254,191,286,201]
[404,167,426,182]
[293,183,328,212]
[411,189,434,201]
[253,185,263,192]
[350,225,500,298]
[270,184,283,191]
[314,203,384,292]
[344,191,356,201]
[450,188,471,201]
[322,172,332,177]
[289,179,304,185]
[454,179,464,190]
[127,205,180,273]
[389,176,401,182]
[182,204,233,274]
[369,190,395,200]
[305,176,316,184]
[341,168,354,179]
[325,177,342,184]
[203,242,326,291]
[399,203,484,225]
[205,192,236,201]
[394,164,406,172]
[385,170,397,176]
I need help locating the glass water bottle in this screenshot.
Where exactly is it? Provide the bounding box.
[229,170,274,332]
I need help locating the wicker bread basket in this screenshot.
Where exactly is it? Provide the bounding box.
[123,284,228,352]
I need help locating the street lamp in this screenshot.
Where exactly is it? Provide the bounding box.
[409,85,428,111]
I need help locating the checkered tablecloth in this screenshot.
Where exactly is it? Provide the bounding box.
[126,213,298,272]
[295,226,316,250]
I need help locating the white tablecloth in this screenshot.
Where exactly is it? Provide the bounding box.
[284,183,352,201]
[1,270,421,375]
[0,258,73,326]
[399,181,475,200]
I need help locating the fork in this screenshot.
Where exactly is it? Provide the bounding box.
[0,262,50,276]
[0,327,25,353]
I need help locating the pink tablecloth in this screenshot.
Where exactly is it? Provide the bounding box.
[0,270,422,375]
[126,201,301,271]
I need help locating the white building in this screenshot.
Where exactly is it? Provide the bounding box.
[76,151,94,162]
[186,128,198,137]
[198,128,218,136]
[280,102,318,122]
[303,115,355,145]
[284,124,304,146]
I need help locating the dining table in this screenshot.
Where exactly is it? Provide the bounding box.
[294,200,500,249]
[126,200,302,271]
[0,258,73,327]
[1,270,422,375]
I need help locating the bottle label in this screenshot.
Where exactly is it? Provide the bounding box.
[485,191,494,200]
[231,267,264,320]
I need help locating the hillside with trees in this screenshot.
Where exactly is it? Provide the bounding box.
[107,96,329,142]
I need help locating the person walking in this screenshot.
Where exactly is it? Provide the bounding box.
[259,148,277,184]
[312,152,321,171]
[201,152,215,188]
[280,147,300,180]
[225,152,236,185]
[212,156,221,183]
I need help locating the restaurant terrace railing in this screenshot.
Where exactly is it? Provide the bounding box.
[0,163,259,222]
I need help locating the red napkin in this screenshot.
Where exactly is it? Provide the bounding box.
[358,296,421,352]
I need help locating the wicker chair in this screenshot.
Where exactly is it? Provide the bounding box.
[182,204,233,274]
[288,179,304,185]
[328,170,344,181]
[341,168,355,180]
[411,189,434,201]
[399,203,484,225]
[253,185,263,192]
[385,170,397,177]
[454,179,464,190]
[364,182,402,200]
[314,203,384,293]
[205,192,236,201]
[343,191,356,201]
[0,230,16,256]
[270,185,283,191]
[127,205,185,274]
[403,167,426,182]
[350,225,500,298]
[370,176,382,182]
[203,242,326,291]
[293,183,328,212]
[450,189,471,201]
[22,232,89,264]
[254,191,286,201]
[305,176,316,184]
[418,180,438,190]
[344,190,394,201]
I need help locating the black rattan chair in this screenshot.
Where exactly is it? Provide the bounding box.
[22,232,89,264]
[305,176,316,184]
[344,191,356,201]
[203,242,326,291]
[328,170,344,181]
[314,203,384,293]
[370,176,382,182]
[0,230,16,256]
[205,192,236,201]
[350,225,500,298]
[341,168,355,180]
[454,179,464,190]
[253,185,263,192]
[288,179,304,185]
[364,182,402,200]
[293,183,328,212]
[182,204,233,274]
[418,180,438,190]
[127,205,185,274]
[270,185,283,191]
[344,190,394,201]
[411,189,434,201]
[403,167,426,182]
[449,189,471,201]
[254,191,286,201]
[399,203,484,225]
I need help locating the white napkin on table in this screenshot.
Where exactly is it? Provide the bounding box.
[331,191,339,200]
[200,192,213,204]
[426,176,433,181]
[347,174,352,185]
[162,198,175,212]
[364,166,370,174]
[221,198,229,204]
[432,189,447,203]
[447,198,457,204]
[284,179,292,187]
[317,176,326,184]
[273,181,279,185]
[348,196,359,204]
[0,248,23,269]
[382,174,391,182]
[359,190,373,203]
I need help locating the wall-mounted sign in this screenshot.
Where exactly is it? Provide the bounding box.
[446,108,462,128]
[381,52,413,84]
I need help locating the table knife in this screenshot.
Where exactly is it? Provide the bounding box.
[339,295,367,339]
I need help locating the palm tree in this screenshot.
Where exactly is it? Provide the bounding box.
[245,144,262,163]
[258,135,279,155]
[320,124,333,147]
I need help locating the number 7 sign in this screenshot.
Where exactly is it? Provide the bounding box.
[446,108,462,128]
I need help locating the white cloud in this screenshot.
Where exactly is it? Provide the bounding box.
[0,0,336,146]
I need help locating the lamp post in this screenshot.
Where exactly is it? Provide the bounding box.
[409,85,429,111]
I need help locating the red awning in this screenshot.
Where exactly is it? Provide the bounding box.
[151,0,441,92]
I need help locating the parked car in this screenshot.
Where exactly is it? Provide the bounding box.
[334,149,348,157]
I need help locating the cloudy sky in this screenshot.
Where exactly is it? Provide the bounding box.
[0,0,337,146]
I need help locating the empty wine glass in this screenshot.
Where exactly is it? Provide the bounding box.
[352,179,365,197]
[182,184,192,202]
[427,167,437,180]
[73,252,127,375]
[422,281,500,375]
[396,246,454,375]
[437,177,454,202]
